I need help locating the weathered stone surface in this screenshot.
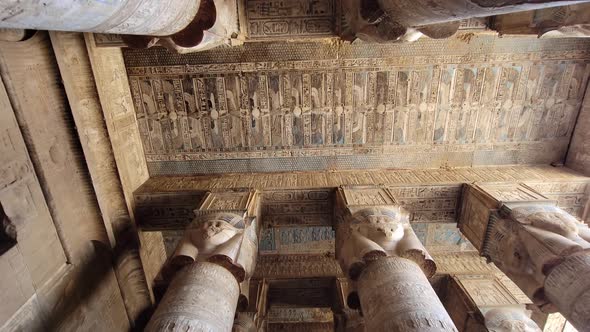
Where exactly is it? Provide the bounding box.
[123,36,590,175]
[566,77,590,177]
[85,33,167,297]
[357,257,457,332]
[0,1,202,35]
[50,31,153,326]
[137,166,588,191]
[459,184,590,330]
[146,262,240,332]
[0,32,132,331]
[484,308,541,332]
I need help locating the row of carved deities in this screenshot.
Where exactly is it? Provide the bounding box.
[144,184,590,331]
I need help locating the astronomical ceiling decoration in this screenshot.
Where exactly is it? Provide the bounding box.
[123,34,590,175]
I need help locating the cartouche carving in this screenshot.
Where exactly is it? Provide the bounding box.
[336,206,435,279]
[171,212,258,282]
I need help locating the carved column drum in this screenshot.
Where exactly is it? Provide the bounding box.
[357,256,457,332]
[544,254,590,330]
[0,0,201,35]
[145,262,240,332]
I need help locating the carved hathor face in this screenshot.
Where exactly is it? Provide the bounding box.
[525,211,578,237]
[188,219,240,248]
[352,215,404,242]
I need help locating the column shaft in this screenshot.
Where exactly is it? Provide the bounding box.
[0,1,200,35]
[544,254,590,330]
[358,257,456,332]
[146,262,240,332]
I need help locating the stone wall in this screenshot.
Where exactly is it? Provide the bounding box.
[566,80,590,176]
[0,32,130,331]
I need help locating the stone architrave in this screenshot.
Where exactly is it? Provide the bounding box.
[459,183,590,331]
[146,189,260,332]
[334,186,457,332]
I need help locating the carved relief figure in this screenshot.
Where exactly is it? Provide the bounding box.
[485,205,590,310]
[336,206,435,279]
[171,212,258,282]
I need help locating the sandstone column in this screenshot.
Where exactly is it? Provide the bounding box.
[343,0,585,41]
[147,262,239,331]
[334,187,457,332]
[0,0,202,36]
[459,183,590,331]
[146,190,260,332]
[358,256,456,331]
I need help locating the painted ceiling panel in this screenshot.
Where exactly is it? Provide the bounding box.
[123,35,590,175]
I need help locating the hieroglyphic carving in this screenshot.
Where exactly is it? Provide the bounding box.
[478,183,550,203]
[136,166,587,191]
[262,189,333,227]
[146,262,240,332]
[123,37,590,174]
[134,166,589,231]
[259,226,335,254]
[389,185,461,222]
[253,254,344,278]
[135,191,205,230]
[341,186,397,206]
[246,0,338,39]
[433,252,501,276]
[456,274,521,308]
[524,181,589,221]
[358,257,457,332]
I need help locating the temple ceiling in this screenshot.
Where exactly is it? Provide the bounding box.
[122,34,590,176]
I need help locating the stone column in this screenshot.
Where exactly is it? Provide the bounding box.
[147,262,239,331]
[358,256,455,331]
[343,0,584,42]
[0,0,202,36]
[334,187,457,332]
[459,183,590,331]
[146,190,260,332]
